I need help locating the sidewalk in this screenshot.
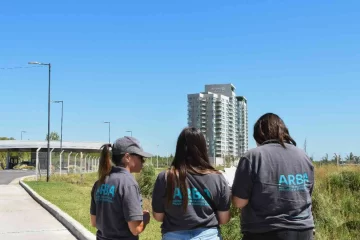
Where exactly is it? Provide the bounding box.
[0,183,76,240]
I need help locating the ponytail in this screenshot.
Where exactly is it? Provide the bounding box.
[98,144,112,184]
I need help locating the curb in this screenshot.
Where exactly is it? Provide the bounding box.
[19,178,96,240]
[9,175,36,185]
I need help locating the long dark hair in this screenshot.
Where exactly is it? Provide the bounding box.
[98,144,124,184]
[166,127,218,211]
[253,113,296,148]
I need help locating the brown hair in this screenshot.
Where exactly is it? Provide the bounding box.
[98,144,125,184]
[253,113,296,148]
[166,127,218,211]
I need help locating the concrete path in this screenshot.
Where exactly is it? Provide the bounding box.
[0,183,76,240]
[0,170,36,184]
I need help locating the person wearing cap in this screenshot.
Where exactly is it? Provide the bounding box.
[90,136,153,240]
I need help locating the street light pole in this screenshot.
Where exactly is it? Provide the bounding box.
[126,130,133,137]
[104,122,111,143]
[29,61,51,182]
[21,131,26,140]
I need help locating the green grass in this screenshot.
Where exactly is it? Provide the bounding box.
[25,172,162,239]
[25,165,360,240]
[26,173,98,234]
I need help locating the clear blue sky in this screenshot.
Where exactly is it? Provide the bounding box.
[1,1,359,160]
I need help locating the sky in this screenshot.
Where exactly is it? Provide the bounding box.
[1,1,359,160]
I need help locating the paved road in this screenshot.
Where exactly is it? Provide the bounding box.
[0,170,36,185]
[0,184,76,240]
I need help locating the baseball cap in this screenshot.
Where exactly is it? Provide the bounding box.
[112,136,152,158]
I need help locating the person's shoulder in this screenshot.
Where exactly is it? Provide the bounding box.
[204,171,228,182]
[156,170,167,181]
[109,169,137,186]
[243,146,262,159]
[91,180,100,192]
[158,170,167,177]
[285,143,307,154]
[92,180,99,187]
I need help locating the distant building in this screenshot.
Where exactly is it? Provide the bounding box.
[187,84,248,165]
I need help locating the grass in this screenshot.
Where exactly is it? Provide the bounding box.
[25,165,360,240]
[25,171,164,239]
[311,164,360,240]
[25,173,98,234]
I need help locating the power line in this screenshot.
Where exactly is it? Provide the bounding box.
[0,65,43,70]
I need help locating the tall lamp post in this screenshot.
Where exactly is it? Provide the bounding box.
[29,61,51,182]
[126,130,133,137]
[104,121,111,143]
[21,131,27,140]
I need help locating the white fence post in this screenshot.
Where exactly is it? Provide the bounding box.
[60,150,64,175]
[49,148,54,175]
[36,147,41,181]
[67,152,72,174]
[74,153,78,173]
[80,152,83,173]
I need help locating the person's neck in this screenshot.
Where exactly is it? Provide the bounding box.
[114,165,132,173]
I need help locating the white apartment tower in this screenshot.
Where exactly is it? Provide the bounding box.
[187,84,248,165]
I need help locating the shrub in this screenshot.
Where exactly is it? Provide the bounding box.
[220,205,242,240]
[137,164,156,198]
[328,171,360,192]
[13,164,35,170]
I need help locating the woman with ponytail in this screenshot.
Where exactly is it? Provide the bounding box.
[90,136,153,240]
[152,127,231,240]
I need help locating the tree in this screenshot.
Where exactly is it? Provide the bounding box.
[321,153,329,163]
[0,137,15,140]
[46,131,60,141]
[345,152,355,162]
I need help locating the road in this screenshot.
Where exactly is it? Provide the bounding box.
[0,170,36,184]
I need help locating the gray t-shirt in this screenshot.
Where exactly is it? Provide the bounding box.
[152,170,231,234]
[232,143,315,233]
[90,167,143,240]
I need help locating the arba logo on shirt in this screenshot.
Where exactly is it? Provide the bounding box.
[278,173,310,192]
[95,184,116,203]
[172,187,211,206]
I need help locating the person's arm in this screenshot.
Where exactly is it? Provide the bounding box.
[152,212,165,222]
[90,215,96,227]
[152,172,166,222]
[231,157,253,209]
[216,176,232,224]
[89,183,97,228]
[217,211,231,225]
[232,197,249,209]
[123,185,150,236]
[127,211,150,236]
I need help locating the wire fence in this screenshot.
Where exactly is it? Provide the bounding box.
[39,151,99,175]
